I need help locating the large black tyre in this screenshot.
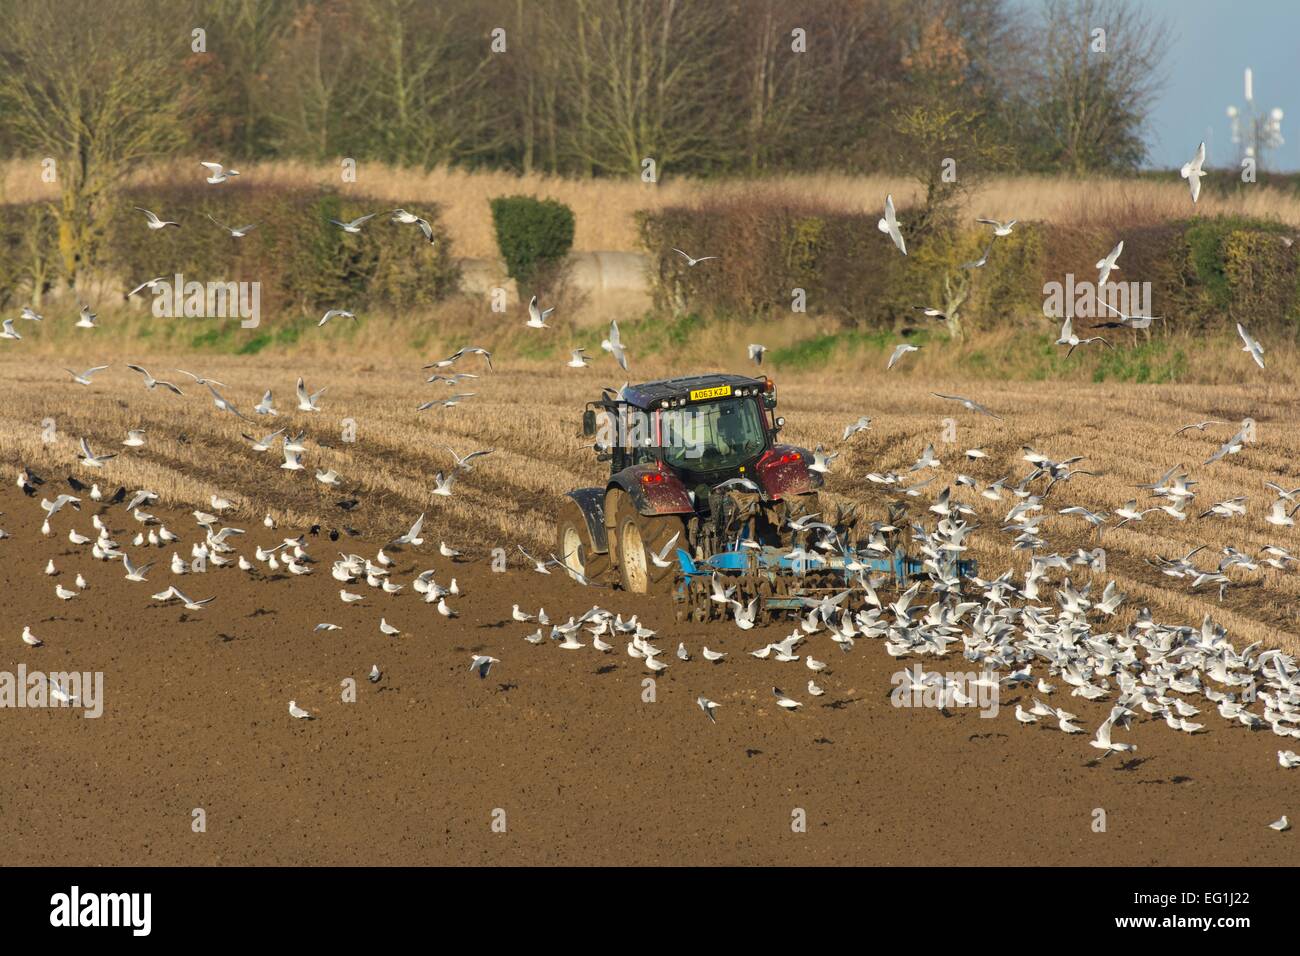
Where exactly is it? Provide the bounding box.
[611,491,685,595]
[556,498,610,584]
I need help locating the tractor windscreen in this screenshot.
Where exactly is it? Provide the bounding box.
[662,398,766,472]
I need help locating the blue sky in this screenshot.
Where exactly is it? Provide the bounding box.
[1019,0,1298,171]
[1142,0,1297,171]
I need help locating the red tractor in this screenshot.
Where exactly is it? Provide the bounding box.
[556,373,823,593]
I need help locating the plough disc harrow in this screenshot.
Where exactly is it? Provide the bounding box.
[671,543,978,624]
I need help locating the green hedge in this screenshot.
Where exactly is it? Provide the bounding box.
[637,198,1042,332]
[489,195,574,288]
[639,200,1300,335]
[0,185,461,313]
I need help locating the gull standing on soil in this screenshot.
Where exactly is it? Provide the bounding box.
[288,700,313,720]
[878,194,906,255]
[772,687,802,710]
[135,207,180,230]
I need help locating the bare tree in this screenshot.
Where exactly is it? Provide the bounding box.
[350,0,501,168]
[561,0,724,176]
[1027,0,1169,173]
[0,0,192,289]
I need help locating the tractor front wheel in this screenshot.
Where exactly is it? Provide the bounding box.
[612,492,684,595]
[556,499,610,585]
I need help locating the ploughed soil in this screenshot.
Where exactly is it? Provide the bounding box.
[0,482,1294,866]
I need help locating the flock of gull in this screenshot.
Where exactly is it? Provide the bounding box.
[2,150,1295,834]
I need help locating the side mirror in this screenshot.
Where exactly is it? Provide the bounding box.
[582,409,596,437]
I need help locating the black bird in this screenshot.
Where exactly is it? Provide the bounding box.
[68,476,88,492]
[309,524,321,536]
[109,487,127,504]
[336,499,359,511]
[18,467,44,495]
[328,529,340,541]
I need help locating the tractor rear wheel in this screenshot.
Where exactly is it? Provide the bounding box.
[556,499,610,585]
[612,492,684,595]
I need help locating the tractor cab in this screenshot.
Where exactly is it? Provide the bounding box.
[582,374,783,484]
[561,373,822,592]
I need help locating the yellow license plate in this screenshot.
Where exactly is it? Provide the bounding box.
[689,385,732,401]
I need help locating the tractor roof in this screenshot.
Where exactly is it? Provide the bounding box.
[619,373,766,409]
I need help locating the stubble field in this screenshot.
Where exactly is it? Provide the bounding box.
[0,348,1297,865]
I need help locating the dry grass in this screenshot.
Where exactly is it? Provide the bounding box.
[2,348,1299,655]
[4,158,1300,258]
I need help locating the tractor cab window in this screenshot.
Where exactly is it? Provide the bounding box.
[662,398,766,472]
